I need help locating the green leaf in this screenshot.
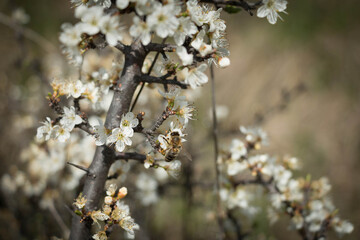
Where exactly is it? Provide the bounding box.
[224,5,242,14]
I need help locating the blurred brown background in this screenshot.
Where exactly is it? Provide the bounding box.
[0,0,359,239]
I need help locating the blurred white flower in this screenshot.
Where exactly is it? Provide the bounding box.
[257,0,288,25]
[67,80,86,98]
[11,8,30,24]
[230,139,247,160]
[36,117,54,141]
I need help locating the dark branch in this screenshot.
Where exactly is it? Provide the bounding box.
[137,75,188,89]
[70,40,147,240]
[150,108,174,132]
[200,0,263,15]
[114,152,147,162]
[75,123,95,135]
[114,41,130,53]
[145,42,177,52]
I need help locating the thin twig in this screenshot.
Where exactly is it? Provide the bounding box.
[210,64,225,239]
[75,123,95,135]
[150,108,174,132]
[48,201,70,239]
[130,45,163,112]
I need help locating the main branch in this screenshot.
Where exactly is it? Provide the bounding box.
[69,40,147,240]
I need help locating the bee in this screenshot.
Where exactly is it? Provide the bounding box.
[164,131,183,162]
[161,131,192,162]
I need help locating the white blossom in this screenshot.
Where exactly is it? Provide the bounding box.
[230,139,247,160]
[291,213,304,230]
[67,80,86,98]
[173,100,195,125]
[60,106,83,131]
[332,218,354,235]
[240,126,268,148]
[129,16,152,45]
[146,3,179,38]
[227,160,248,176]
[178,64,208,89]
[92,231,107,240]
[77,6,104,35]
[107,128,133,152]
[218,57,230,68]
[91,210,110,223]
[93,123,108,146]
[53,125,71,142]
[119,216,140,238]
[163,160,182,179]
[186,0,209,27]
[36,117,54,141]
[120,112,139,135]
[99,15,124,46]
[257,0,288,25]
[174,17,198,46]
[116,0,130,10]
[176,46,193,66]
[59,23,82,47]
[106,183,117,196]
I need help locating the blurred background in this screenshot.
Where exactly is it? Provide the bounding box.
[0,0,359,239]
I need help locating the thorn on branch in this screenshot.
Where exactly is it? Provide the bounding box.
[67,162,96,178]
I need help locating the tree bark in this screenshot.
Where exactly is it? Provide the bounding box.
[69,40,147,240]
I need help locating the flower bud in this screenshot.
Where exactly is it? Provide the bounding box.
[104,196,113,205]
[218,57,230,68]
[117,187,128,199]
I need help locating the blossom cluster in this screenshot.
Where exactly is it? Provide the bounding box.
[36,107,82,142]
[139,86,197,179]
[1,134,94,202]
[219,126,354,237]
[60,0,234,88]
[74,184,139,239]
[93,112,139,152]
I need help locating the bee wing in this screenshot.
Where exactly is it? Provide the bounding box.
[179,147,193,161]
